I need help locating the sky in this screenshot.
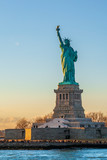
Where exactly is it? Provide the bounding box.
[0,0,107,129]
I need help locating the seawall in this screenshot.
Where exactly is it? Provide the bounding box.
[0,140,107,149]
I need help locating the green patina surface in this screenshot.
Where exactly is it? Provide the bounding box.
[56,26,78,85]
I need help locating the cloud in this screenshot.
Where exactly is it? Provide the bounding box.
[0,117,33,130]
[0,117,34,130]
[16,42,20,46]
[0,117,20,123]
[0,117,20,129]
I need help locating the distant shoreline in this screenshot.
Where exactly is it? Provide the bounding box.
[0,140,107,149]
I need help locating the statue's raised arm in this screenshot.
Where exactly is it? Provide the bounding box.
[56,26,64,46]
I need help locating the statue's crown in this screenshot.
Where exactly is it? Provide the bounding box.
[64,38,71,42]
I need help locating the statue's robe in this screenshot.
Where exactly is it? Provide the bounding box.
[60,44,77,82]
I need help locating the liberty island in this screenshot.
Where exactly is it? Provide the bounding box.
[4,26,107,146]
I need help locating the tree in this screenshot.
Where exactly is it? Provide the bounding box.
[16,118,31,129]
[35,112,53,123]
[86,112,104,122]
[86,112,107,127]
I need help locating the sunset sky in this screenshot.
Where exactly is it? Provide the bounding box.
[0,0,107,129]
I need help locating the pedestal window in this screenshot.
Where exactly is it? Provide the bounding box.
[63,94,65,99]
[59,94,62,100]
[66,94,68,99]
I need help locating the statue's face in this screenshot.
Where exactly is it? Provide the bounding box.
[64,39,70,46]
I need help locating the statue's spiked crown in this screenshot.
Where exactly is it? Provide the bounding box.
[64,38,71,42]
[64,38,71,45]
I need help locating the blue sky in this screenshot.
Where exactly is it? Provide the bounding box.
[0,0,107,128]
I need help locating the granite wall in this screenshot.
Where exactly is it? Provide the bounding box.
[5,127,107,140]
[31,127,107,140]
[5,129,25,140]
[31,128,69,140]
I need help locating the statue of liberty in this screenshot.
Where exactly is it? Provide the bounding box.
[56,26,78,85]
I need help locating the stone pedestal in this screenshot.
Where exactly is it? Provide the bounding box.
[53,84,85,118]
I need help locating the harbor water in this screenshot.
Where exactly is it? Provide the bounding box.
[0,148,107,160]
